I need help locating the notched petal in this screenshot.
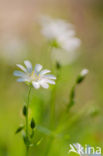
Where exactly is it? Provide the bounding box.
[16,64,27,72]
[24,60,32,72]
[40,69,51,75]
[13,70,25,77]
[32,81,40,89]
[45,74,56,80]
[35,64,43,73]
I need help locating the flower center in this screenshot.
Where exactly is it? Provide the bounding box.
[30,72,40,81]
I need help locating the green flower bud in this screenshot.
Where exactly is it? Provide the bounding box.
[30,118,35,129]
[22,105,27,116]
[76,69,88,84]
[56,62,61,69]
[22,132,30,146]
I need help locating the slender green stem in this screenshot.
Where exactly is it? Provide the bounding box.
[26,86,31,156]
[50,86,56,129]
[50,65,61,129]
[26,147,29,156]
[50,61,61,129]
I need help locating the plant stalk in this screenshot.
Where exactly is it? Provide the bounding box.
[26,86,31,156]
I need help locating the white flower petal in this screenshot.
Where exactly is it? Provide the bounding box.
[32,81,40,89]
[44,79,55,84]
[40,69,51,75]
[40,82,49,89]
[45,74,56,80]
[60,37,80,52]
[81,69,88,76]
[17,78,26,82]
[13,70,25,77]
[24,60,32,72]
[16,64,27,72]
[35,64,43,73]
[40,16,81,65]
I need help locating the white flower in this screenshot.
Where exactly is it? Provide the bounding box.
[40,16,81,52]
[80,69,89,77]
[40,16,81,65]
[14,60,56,89]
[51,48,78,65]
[0,34,27,64]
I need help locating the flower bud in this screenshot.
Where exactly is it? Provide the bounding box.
[56,62,61,69]
[80,69,88,77]
[30,118,35,129]
[76,69,88,84]
[22,105,27,116]
[22,132,30,146]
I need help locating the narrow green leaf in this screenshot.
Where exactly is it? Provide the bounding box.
[36,125,54,136]
[36,138,43,146]
[15,125,24,134]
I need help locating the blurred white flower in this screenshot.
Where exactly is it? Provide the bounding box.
[14,60,56,89]
[40,16,81,51]
[51,48,78,65]
[40,16,81,65]
[80,69,89,77]
[0,34,27,64]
